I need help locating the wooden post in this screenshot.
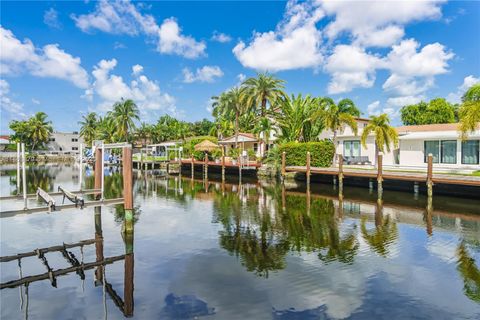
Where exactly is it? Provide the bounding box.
[123,147,134,234]
[204,153,208,178]
[338,154,344,193]
[94,147,103,200]
[427,153,433,198]
[306,151,311,186]
[124,250,134,317]
[94,206,104,285]
[426,195,433,236]
[79,143,83,191]
[281,151,286,181]
[191,155,194,178]
[221,147,225,182]
[16,143,20,195]
[21,143,27,210]
[377,152,383,198]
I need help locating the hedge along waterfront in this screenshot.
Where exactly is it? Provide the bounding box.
[278,140,335,167]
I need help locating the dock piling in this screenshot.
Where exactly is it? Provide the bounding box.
[427,153,433,198]
[122,146,133,234]
[221,148,225,182]
[377,153,383,197]
[191,155,194,178]
[16,143,20,195]
[281,151,286,182]
[306,151,311,186]
[21,143,27,210]
[338,154,344,193]
[204,153,208,178]
[94,147,103,200]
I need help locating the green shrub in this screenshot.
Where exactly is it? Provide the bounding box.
[192,150,206,161]
[278,140,335,167]
[210,149,222,159]
[228,148,240,159]
[247,149,256,159]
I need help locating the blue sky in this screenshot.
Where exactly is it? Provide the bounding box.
[1,0,479,133]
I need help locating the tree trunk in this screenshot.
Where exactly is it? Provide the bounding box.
[235,110,239,148]
[261,97,267,117]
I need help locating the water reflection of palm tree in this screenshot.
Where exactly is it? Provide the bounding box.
[456,242,480,303]
[360,214,398,257]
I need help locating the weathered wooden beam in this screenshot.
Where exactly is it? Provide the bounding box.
[0,189,101,201]
[0,239,98,262]
[427,153,433,197]
[0,255,125,289]
[37,187,56,211]
[58,186,84,208]
[0,198,124,218]
[281,151,286,179]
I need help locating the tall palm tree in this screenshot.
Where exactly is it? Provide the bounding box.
[110,99,140,142]
[212,88,247,147]
[242,73,286,117]
[315,97,359,154]
[96,115,117,143]
[135,122,153,146]
[79,112,98,146]
[459,83,480,140]
[275,94,322,142]
[361,114,399,165]
[28,112,53,151]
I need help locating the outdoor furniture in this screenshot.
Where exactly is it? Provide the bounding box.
[343,156,371,165]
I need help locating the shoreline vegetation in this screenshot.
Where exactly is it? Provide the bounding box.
[4,74,480,171]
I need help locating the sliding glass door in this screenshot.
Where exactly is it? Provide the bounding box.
[462,140,479,164]
[344,140,360,158]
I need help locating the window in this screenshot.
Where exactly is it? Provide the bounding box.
[71,138,78,142]
[441,140,457,164]
[72,147,78,151]
[253,143,258,152]
[344,140,360,157]
[462,140,479,164]
[424,141,439,163]
[49,138,55,142]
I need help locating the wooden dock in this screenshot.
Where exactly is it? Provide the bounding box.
[285,165,480,186]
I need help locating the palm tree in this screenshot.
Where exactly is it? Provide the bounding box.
[135,122,153,146]
[456,241,480,303]
[275,94,322,142]
[110,99,140,142]
[361,114,399,166]
[209,117,234,139]
[96,115,117,143]
[459,83,480,140]
[253,117,275,155]
[242,73,286,117]
[28,112,53,151]
[79,112,98,146]
[212,87,247,147]
[316,98,359,149]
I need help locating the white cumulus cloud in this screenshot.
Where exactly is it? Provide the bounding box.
[322,0,445,47]
[72,0,206,59]
[44,8,61,29]
[211,31,232,43]
[88,59,176,114]
[182,65,223,83]
[0,79,25,117]
[233,0,324,71]
[325,44,382,94]
[0,27,89,89]
[447,75,480,103]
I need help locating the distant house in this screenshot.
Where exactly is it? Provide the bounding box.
[0,136,10,151]
[46,132,84,154]
[335,122,480,169]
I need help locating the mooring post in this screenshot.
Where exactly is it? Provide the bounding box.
[306,151,311,186]
[338,154,344,194]
[413,181,419,200]
[21,143,27,210]
[221,147,226,182]
[281,151,286,182]
[123,146,134,234]
[427,153,433,198]
[426,195,433,236]
[204,153,208,178]
[124,244,134,317]
[16,143,20,195]
[94,206,104,285]
[79,143,83,191]
[377,152,383,199]
[191,155,194,179]
[94,146,103,200]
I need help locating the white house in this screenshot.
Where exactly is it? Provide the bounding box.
[46,132,84,154]
[335,122,480,170]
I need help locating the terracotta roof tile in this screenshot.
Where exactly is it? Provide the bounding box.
[395,123,461,133]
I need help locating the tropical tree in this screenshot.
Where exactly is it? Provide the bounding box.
[361,114,399,164]
[275,94,322,142]
[253,117,275,154]
[27,112,53,151]
[96,115,117,143]
[459,83,480,140]
[110,99,139,142]
[315,98,359,162]
[242,73,286,116]
[209,117,234,139]
[456,241,480,303]
[211,87,248,147]
[135,122,154,146]
[400,98,456,125]
[79,112,98,146]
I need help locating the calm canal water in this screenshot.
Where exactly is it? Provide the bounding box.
[1,164,479,319]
